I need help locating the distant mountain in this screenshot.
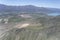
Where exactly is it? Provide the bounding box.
[0,4,60,13]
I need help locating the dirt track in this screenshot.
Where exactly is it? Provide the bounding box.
[15,23,30,28]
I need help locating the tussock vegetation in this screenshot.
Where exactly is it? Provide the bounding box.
[0,13,60,40]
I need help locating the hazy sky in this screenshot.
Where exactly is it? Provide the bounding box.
[0,0,60,8]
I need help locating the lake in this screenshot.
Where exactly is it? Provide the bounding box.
[48,13,60,16]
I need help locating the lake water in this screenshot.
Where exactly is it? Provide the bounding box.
[48,13,60,16]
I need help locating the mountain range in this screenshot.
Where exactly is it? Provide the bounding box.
[0,4,60,13]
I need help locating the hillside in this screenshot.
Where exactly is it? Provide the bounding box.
[0,13,60,40]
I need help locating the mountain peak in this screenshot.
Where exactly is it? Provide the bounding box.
[22,5,37,7]
[0,4,6,6]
